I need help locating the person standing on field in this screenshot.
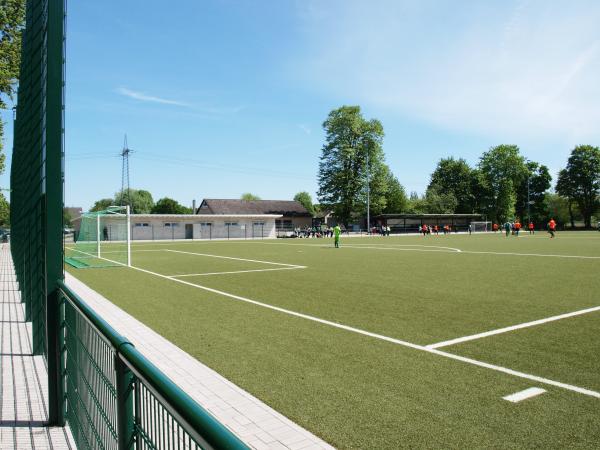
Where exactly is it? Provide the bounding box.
[504,221,511,237]
[528,221,535,234]
[548,218,556,238]
[333,224,341,248]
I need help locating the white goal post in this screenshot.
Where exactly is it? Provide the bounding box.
[470,221,492,232]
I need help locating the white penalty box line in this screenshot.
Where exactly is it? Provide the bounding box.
[427,304,600,349]
[162,249,306,277]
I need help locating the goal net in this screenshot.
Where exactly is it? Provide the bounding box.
[470,221,492,233]
[65,206,131,268]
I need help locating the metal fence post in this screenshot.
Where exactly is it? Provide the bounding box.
[116,354,135,450]
[46,0,66,425]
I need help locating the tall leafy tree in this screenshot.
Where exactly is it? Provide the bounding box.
[556,169,577,227]
[0,193,9,226]
[515,162,552,224]
[556,145,600,228]
[0,0,26,181]
[427,157,475,213]
[151,197,192,214]
[90,198,114,212]
[241,193,261,201]
[383,170,409,214]
[317,106,385,226]
[0,0,25,108]
[114,189,155,213]
[293,192,314,215]
[478,145,527,223]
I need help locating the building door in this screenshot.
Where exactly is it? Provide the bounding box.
[200,223,212,239]
[185,224,193,239]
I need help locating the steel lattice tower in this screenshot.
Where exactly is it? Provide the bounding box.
[120,134,134,211]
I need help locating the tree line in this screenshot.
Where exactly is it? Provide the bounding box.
[317,106,600,228]
[90,189,193,215]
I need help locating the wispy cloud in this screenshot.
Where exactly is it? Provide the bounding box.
[116,87,190,107]
[293,0,600,143]
[298,124,311,135]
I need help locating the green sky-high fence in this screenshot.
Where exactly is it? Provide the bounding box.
[10,1,247,448]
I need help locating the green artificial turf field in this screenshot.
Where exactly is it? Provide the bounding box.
[66,231,600,449]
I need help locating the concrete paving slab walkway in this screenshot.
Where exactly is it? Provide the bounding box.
[0,245,75,450]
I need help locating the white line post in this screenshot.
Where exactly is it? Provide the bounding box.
[126,205,131,267]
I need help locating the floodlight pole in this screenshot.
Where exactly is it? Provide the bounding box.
[527,176,531,225]
[366,149,370,234]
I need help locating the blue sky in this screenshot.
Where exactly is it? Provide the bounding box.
[2,0,600,210]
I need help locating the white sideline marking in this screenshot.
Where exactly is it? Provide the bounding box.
[427,305,600,349]
[256,241,462,253]
[68,247,600,400]
[252,241,600,259]
[461,250,600,260]
[503,387,546,403]
[164,249,304,268]
[169,266,305,277]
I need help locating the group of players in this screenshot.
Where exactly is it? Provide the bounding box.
[491,219,557,238]
[420,224,453,236]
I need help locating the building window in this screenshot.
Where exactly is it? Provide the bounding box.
[224,222,239,226]
[253,222,265,226]
[164,222,180,227]
[135,223,149,227]
[198,222,212,226]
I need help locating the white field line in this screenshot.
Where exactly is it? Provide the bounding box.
[426,305,600,349]
[163,249,305,268]
[255,241,462,254]
[67,247,600,399]
[252,241,600,259]
[169,266,305,277]
[503,387,546,403]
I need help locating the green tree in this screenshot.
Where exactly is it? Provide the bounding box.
[478,145,528,222]
[0,0,25,181]
[545,193,576,227]
[383,171,409,213]
[293,191,315,215]
[515,162,552,225]
[151,197,192,214]
[317,105,386,226]
[0,0,25,109]
[423,188,458,214]
[427,157,475,213]
[556,145,600,228]
[63,208,73,227]
[90,198,114,212]
[0,193,9,226]
[556,169,577,227]
[114,188,155,213]
[241,193,261,201]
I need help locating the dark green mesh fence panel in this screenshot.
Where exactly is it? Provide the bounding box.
[10,0,65,359]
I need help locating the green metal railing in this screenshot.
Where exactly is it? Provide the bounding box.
[58,283,248,450]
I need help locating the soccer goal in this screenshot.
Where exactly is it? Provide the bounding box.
[65,206,131,268]
[470,221,492,233]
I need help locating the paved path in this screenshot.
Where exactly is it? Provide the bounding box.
[65,272,335,450]
[0,245,75,450]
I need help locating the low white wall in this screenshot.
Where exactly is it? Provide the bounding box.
[126,216,278,241]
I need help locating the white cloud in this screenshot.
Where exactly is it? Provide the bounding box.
[116,87,190,107]
[293,0,600,143]
[298,124,311,134]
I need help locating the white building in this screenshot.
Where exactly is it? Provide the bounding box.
[103,214,281,241]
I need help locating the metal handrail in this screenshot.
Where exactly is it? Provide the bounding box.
[58,280,249,450]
